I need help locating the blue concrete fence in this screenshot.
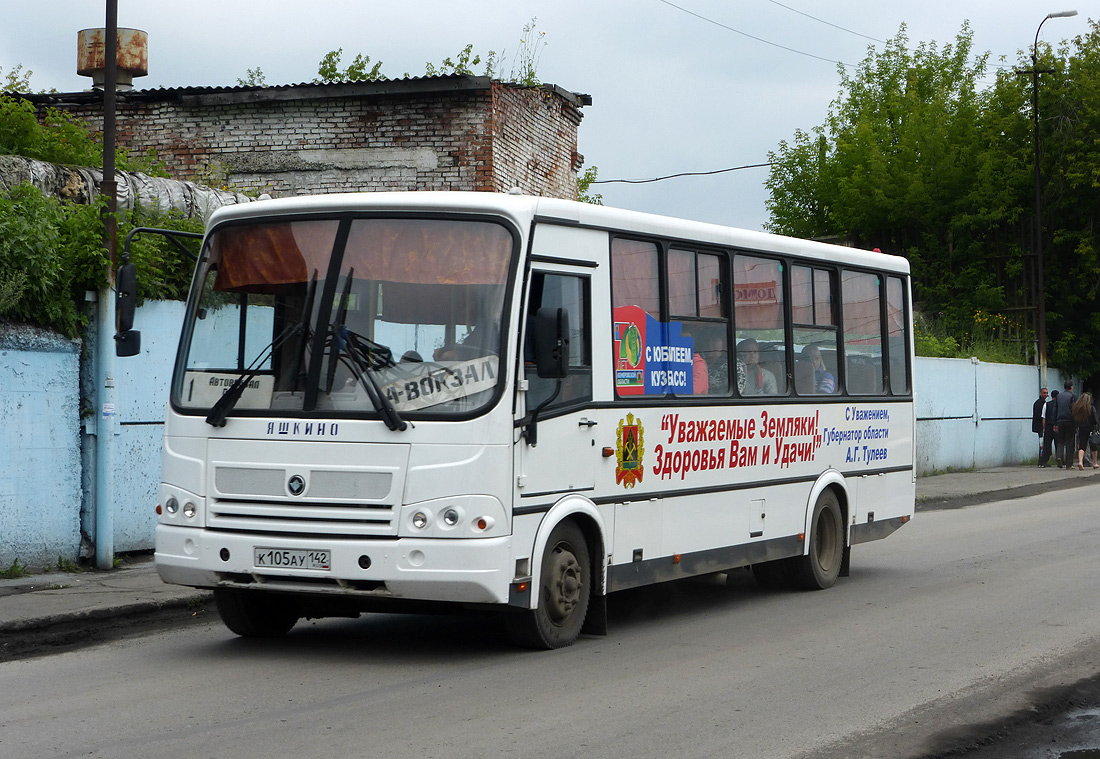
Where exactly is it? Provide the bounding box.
[0,309,1062,568]
[914,357,1069,473]
[1,328,82,568]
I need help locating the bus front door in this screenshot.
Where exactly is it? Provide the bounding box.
[516,265,596,499]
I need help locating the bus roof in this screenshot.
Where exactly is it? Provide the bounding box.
[205,191,910,275]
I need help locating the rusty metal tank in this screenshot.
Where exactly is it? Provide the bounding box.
[77,28,148,90]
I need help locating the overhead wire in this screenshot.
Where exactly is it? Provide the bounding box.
[763,0,887,44]
[659,0,1009,74]
[591,163,771,185]
[598,1,841,187]
[608,1,1013,186]
[653,0,855,68]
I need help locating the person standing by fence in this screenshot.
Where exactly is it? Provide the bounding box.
[1041,390,1059,467]
[1053,381,1077,469]
[1033,386,1049,466]
[1072,392,1098,470]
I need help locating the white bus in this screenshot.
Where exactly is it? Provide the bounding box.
[151,191,914,649]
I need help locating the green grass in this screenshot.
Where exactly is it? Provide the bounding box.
[55,556,82,574]
[0,558,31,579]
[921,465,978,477]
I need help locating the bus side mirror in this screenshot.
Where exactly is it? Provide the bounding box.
[116,262,137,331]
[115,262,141,357]
[115,329,141,357]
[535,307,570,379]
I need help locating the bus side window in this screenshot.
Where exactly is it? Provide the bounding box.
[886,276,910,394]
[524,272,592,410]
[792,265,839,395]
[670,249,730,396]
[842,270,885,394]
[733,254,787,396]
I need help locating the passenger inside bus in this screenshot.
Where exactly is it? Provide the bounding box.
[737,338,779,396]
[799,344,837,394]
[677,324,710,395]
[681,322,730,396]
[697,323,730,395]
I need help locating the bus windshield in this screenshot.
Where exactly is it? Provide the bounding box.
[174,216,515,420]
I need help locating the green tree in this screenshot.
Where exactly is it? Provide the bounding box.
[424,44,497,78]
[577,165,603,205]
[1,64,33,91]
[1034,21,1100,376]
[310,20,543,85]
[314,49,385,84]
[236,67,267,87]
[0,185,107,336]
[768,24,997,340]
[0,183,203,336]
[764,23,1100,372]
[0,94,167,175]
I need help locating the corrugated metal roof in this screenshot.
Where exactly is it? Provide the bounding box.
[11,75,591,108]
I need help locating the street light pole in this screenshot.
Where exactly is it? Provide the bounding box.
[1029,9,1076,388]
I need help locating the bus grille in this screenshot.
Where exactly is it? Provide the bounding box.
[215,466,393,501]
[208,500,396,537]
[210,465,398,537]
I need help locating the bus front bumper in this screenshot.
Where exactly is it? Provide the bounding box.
[154,525,514,605]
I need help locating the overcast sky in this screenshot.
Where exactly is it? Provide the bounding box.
[1,1,1092,231]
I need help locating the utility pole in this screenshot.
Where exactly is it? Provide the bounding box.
[1017,10,1077,389]
[95,0,119,569]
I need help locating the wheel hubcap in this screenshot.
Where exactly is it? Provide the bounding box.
[545,544,583,625]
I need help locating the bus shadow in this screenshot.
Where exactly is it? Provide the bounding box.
[207,610,515,663]
[196,566,887,661]
[606,569,772,628]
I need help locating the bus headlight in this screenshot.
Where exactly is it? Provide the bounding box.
[183,501,197,519]
[399,496,505,537]
[165,497,179,514]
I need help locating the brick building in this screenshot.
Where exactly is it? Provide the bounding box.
[25,75,590,199]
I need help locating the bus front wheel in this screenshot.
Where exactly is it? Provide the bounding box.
[214,588,299,637]
[788,489,844,590]
[506,520,591,650]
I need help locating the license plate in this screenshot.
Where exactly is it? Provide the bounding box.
[253,547,331,570]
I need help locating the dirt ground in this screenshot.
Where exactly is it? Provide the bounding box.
[920,672,1100,759]
[0,604,212,663]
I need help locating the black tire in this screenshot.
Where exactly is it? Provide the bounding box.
[214,589,299,637]
[788,489,845,590]
[506,521,591,650]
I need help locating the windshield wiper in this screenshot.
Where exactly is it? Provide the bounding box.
[319,270,407,432]
[205,273,318,427]
[285,270,319,393]
[323,270,355,394]
[329,325,408,432]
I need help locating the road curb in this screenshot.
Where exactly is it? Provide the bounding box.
[0,591,213,635]
[916,471,1100,512]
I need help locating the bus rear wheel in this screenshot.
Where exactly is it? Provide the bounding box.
[214,588,299,637]
[789,489,844,590]
[506,520,591,650]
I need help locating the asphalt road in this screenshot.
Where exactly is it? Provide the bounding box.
[3,486,1100,759]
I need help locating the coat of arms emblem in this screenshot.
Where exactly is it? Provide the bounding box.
[616,413,645,488]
